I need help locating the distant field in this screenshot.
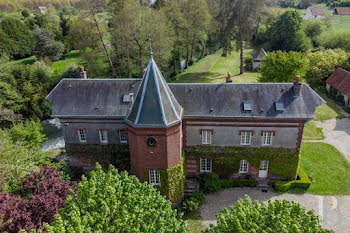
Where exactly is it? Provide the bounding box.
[171,48,259,84]
[0,0,83,11]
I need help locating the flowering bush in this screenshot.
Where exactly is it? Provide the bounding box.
[0,166,76,233]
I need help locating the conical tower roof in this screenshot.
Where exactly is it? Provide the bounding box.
[126,53,182,128]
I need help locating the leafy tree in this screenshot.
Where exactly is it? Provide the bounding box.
[35,8,62,40]
[33,26,64,61]
[316,31,350,52]
[0,167,76,232]
[46,164,189,232]
[203,195,333,233]
[306,49,350,87]
[7,120,46,151]
[268,10,311,52]
[259,51,308,82]
[303,19,325,45]
[111,0,174,77]
[0,17,33,59]
[22,8,30,18]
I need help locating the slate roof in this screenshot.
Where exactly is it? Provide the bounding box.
[308,6,325,16]
[334,7,350,15]
[326,68,350,96]
[125,54,182,127]
[252,48,267,61]
[46,80,325,121]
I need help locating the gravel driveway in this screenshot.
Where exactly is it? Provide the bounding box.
[314,118,350,163]
[199,188,350,233]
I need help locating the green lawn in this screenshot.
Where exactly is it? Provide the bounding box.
[172,48,259,84]
[50,50,86,77]
[299,142,350,195]
[314,93,345,121]
[183,211,203,233]
[331,16,350,32]
[303,121,324,140]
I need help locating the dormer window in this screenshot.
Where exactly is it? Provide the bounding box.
[123,93,134,103]
[243,101,252,111]
[275,102,284,112]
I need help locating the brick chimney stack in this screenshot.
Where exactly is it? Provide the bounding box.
[80,66,87,79]
[293,75,302,96]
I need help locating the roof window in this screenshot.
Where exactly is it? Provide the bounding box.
[243,101,252,111]
[275,102,284,112]
[123,93,134,103]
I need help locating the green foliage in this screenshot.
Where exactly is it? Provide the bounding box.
[316,30,350,51]
[179,191,205,213]
[0,17,33,59]
[60,66,81,79]
[202,173,221,194]
[7,120,46,151]
[268,10,311,52]
[275,168,311,192]
[160,156,186,202]
[46,164,189,233]
[21,8,30,18]
[335,93,344,104]
[32,25,64,61]
[186,145,299,180]
[305,49,350,87]
[203,195,333,233]
[244,55,253,71]
[219,178,257,189]
[303,19,325,43]
[259,50,308,82]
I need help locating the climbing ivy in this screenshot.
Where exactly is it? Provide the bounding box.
[185,145,300,180]
[65,144,130,171]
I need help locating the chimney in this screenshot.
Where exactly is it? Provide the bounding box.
[80,66,87,79]
[293,75,302,96]
[129,93,134,105]
[226,72,232,83]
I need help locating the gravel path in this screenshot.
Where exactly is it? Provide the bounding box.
[314,118,350,163]
[199,188,350,233]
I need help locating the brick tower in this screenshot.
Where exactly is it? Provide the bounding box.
[125,45,183,198]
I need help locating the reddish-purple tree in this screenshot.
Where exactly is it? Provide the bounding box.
[0,166,76,232]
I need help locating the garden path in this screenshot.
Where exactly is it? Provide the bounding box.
[199,188,350,233]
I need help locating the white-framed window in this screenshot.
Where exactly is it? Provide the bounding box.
[149,169,160,186]
[240,131,251,145]
[262,131,273,146]
[99,130,108,144]
[200,158,212,173]
[201,130,211,145]
[239,160,249,174]
[78,129,86,143]
[119,130,128,144]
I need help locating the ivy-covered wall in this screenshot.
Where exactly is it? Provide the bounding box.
[185,145,300,180]
[65,143,131,171]
[143,157,185,203]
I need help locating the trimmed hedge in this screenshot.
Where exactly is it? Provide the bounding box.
[275,168,311,192]
[219,178,257,189]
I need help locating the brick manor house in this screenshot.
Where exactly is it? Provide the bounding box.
[47,51,324,202]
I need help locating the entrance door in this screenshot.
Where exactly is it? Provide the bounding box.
[259,160,269,178]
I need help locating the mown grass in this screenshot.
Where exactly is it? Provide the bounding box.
[183,210,203,233]
[303,121,324,140]
[330,16,350,32]
[172,48,259,84]
[314,93,345,121]
[299,142,350,195]
[50,50,85,77]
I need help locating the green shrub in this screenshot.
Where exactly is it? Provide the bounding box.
[219,178,257,189]
[244,55,253,71]
[202,173,221,194]
[180,190,205,213]
[344,106,350,113]
[335,94,344,105]
[188,58,195,66]
[275,168,311,192]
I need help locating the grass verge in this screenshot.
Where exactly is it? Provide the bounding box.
[298,142,350,195]
[183,210,203,233]
[314,93,345,121]
[303,121,324,140]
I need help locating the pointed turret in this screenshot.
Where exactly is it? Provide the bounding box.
[126,46,182,127]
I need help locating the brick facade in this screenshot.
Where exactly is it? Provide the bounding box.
[127,123,182,179]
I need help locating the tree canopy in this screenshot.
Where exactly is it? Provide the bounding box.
[46,164,189,232]
[259,50,308,82]
[204,195,333,233]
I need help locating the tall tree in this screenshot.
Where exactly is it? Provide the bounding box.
[221,0,266,74]
[111,1,174,77]
[268,10,311,52]
[83,0,117,77]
